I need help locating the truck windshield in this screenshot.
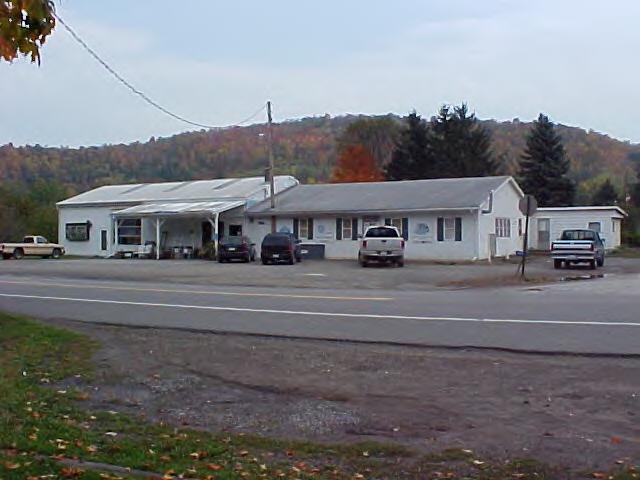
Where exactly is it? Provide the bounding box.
[366,227,399,238]
[561,231,595,241]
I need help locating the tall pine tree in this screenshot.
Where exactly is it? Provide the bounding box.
[385,112,438,180]
[430,104,496,178]
[518,113,575,206]
[386,104,496,181]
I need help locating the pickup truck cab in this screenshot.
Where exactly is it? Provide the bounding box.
[358,225,405,267]
[0,235,65,260]
[550,229,604,270]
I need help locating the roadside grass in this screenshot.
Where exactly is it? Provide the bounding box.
[608,246,640,258]
[1,312,637,480]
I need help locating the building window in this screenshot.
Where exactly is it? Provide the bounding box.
[293,218,314,240]
[65,222,91,241]
[335,217,358,240]
[384,217,409,240]
[117,218,141,245]
[495,218,511,238]
[518,218,523,236]
[588,221,601,233]
[437,217,462,242]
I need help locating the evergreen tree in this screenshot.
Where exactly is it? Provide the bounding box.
[591,178,619,205]
[518,113,575,206]
[430,104,496,178]
[385,112,437,180]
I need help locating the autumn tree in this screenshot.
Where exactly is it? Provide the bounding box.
[336,116,401,172]
[0,0,56,64]
[518,113,575,207]
[331,145,384,183]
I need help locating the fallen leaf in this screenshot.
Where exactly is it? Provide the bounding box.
[4,461,21,470]
[206,463,222,471]
[611,437,622,444]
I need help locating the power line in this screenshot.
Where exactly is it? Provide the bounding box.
[52,12,266,129]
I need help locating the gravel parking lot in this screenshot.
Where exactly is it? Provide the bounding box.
[3,253,637,290]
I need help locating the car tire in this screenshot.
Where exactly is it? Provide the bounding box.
[51,248,61,259]
[288,256,294,265]
[589,259,597,270]
[12,248,24,260]
[261,258,268,265]
[553,259,562,269]
[597,256,604,267]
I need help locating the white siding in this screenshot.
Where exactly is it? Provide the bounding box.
[58,206,115,257]
[530,208,625,250]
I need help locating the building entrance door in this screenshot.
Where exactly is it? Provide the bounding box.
[537,218,550,250]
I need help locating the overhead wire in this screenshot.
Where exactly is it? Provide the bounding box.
[52,11,267,130]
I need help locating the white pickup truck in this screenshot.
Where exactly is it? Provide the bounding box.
[550,229,605,270]
[358,225,405,267]
[0,235,65,260]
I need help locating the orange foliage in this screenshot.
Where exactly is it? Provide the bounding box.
[330,145,385,183]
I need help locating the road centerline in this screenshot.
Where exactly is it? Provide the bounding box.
[0,279,391,301]
[1,292,638,327]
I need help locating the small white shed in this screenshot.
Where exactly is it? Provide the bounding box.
[530,206,627,250]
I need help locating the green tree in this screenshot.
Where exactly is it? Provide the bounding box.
[590,178,619,205]
[385,112,436,180]
[517,113,575,206]
[429,103,496,178]
[0,0,55,64]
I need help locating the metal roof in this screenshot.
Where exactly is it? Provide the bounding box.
[112,200,245,217]
[537,206,628,217]
[57,176,299,207]
[247,176,519,215]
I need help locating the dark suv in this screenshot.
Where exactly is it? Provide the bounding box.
[260,233,301,265]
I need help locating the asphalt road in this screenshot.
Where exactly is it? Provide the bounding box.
[1,256,639,354]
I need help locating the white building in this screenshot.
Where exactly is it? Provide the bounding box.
[530,206,627,251]
[246,176,526,261]
[57,176,298,258]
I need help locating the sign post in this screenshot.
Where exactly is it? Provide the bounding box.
[518,195,538,278]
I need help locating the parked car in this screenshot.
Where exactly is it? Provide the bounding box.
[550,228,605,269]
[0,235,65,259]
[217,236,256,263]
[261,232,301,265]
[358,225,405,267]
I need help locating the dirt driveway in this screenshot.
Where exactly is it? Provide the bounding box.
[10,255,640,474]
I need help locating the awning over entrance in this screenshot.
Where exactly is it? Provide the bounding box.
[112,200,246,259]
[112,200,245,217]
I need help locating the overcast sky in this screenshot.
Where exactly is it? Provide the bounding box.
[1,1,639,148]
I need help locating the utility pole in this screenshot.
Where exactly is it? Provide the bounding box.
[267,101,276,232]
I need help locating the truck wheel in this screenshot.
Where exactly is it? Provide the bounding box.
[589,259,597,270]
[396,259,404,267]
[12,248,24,260]
[597,256,604,267]
[553,259,562,269]
[358,253,367,267]
[51,248,61,259]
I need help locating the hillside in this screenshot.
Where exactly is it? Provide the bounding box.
[1,114,638,202]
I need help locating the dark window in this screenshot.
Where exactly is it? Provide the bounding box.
[66,222,90,241]
[117,218,141,245]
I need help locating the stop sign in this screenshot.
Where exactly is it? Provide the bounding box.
[519,195,538,216]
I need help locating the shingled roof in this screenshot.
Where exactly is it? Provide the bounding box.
[247,176,520,216]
